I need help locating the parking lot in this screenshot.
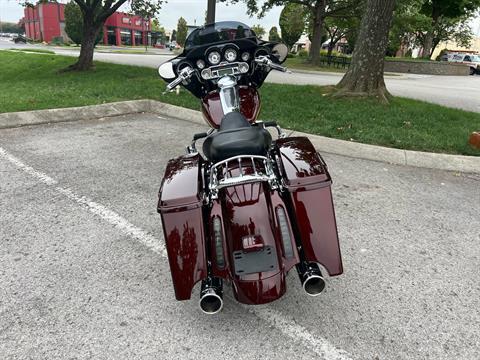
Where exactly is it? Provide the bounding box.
[1,113,479,360]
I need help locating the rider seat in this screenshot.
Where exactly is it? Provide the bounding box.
[203,112,272,162]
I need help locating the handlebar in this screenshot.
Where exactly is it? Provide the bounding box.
[254,56,289,73]
[165,67,195,92]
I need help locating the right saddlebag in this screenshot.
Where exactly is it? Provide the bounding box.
[275,137,343,276]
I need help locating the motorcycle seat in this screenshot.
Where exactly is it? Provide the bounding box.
[203,112,272,162]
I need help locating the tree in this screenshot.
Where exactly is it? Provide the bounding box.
[151,19,166,46]
[55,0,164,71]
[420,0,480,58]
[279,4,306,49]
[64,1,103,46]
[176,17,188,47]
[171,29,177,42]
[323,13,358,56]
[131,1,163,51]
[222,0,361,64]
[269,26,281,42]
[251,24,266,39]
[336,0,396,102]
[0,22,22,34]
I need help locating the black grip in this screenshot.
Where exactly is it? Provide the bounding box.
[193,132,208,141]
[263,121,278,128]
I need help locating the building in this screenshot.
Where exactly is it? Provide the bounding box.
[23,2,151,46]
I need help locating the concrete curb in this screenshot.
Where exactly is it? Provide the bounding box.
[0,100,151,129]
[1,100,478,174]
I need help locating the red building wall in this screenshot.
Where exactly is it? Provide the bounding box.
[23,3,150,46]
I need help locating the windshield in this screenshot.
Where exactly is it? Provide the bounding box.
[471,55,480,62]
[185,21,256,49]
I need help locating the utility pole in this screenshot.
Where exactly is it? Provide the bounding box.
[206,0,216,24]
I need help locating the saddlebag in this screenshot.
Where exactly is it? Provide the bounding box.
[275,137,343,276]
[157,154,207,300]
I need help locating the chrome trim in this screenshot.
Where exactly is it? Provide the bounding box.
[218,76,240,114]
[209,155,279,199]
[200,62,249,80]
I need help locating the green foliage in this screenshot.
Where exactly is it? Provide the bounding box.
[324,13,359,54]
[64,1,103,45]
[0,22,22,34]
[298,49,308,58]
[388,0,480,56]
[151,19,166,45]
[131,1,163,23]
[279,4,306,49]
[176,17,188,46]
[268,26,281,42]
[251,24,266,38]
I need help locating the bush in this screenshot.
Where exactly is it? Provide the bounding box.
[298,49,308,58]
[50,36,64,45]
[436,49,449,62]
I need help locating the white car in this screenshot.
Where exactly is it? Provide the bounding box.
[451,54,480,75]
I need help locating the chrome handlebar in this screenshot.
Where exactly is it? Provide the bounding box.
[165,67,195,92]
[164,55,287,93]
[254,56,289,73]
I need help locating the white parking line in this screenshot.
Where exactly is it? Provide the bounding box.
[0,146,354,360]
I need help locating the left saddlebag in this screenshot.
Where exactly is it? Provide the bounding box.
[157,154,207,300]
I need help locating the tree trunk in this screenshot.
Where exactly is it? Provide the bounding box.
[68,14,101,71]
[327,41,335,57]
[423,7,440,59]
[422,31,434,59]
[309,2,326,65]
[335,0,396,103]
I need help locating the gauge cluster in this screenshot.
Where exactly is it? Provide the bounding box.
[182,43,260,81]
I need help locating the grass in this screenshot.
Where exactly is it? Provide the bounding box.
[9,48,55,54]
[1,50,479,156]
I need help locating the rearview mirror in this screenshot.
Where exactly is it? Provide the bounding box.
[158,62,175,79]
[272,43,288,63]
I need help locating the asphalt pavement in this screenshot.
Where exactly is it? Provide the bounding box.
[1,113,479,360]
[2,38,480,112]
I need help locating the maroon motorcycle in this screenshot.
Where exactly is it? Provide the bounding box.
[157,22,343,314]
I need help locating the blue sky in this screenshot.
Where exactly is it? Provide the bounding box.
[0,0,479,36]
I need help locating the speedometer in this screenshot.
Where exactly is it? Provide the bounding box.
[208,51,221,65]
[224,49,237,62]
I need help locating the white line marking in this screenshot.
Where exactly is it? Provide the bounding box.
[0,146,353,360]
[0,147,166,258]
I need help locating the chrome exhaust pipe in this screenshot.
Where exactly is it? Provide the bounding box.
[199,277,224,315]
[297,263,326,297]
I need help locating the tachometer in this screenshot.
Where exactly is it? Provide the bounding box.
[224,48,237,62]
[208,51,221,65]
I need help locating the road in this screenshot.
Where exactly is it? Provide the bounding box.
[2,38,480,112]
[1,114,479,360]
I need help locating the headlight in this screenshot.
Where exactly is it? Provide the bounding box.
[196,59,206,69]
[208,51,221,65]
[241,52,250,61]
[224,49,237,62]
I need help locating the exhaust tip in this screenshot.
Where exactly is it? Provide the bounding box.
[199,289,224,315]
[302,274,326,297]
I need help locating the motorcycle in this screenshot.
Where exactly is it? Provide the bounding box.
[157,22,343,314]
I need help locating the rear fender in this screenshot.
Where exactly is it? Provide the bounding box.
[210,181,300,305]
